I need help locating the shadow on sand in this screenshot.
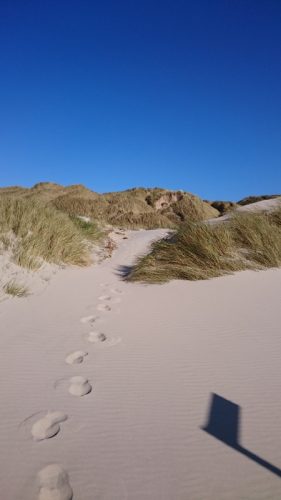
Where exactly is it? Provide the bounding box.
[202,393,281,478]
[116,265,133,279]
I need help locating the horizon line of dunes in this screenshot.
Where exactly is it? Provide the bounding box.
[1,181,280,222]
[0,182,280,290]
[0,182,219,228]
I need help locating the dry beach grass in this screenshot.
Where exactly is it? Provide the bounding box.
[0,182,220,229]
[0,197,91,269]
[129,207,281,282]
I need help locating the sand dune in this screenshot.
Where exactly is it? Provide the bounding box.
[210,196,281,224]
[236,196,281,212]
[0,227,281,499]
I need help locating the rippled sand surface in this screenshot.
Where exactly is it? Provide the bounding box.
[0,229,281,499]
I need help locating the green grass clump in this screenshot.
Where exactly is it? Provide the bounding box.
[70,216,102,241]
[129,208,281,283]
[4,280,28,297]
[0,197,91,268]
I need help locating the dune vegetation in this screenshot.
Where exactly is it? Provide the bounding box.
[207,200,238,215]
[0,183,220,293]
[0,182,219,229]
[0,197,93,269]
[1,183,280,285]
[3,280,29,297]
[52,187,220,228]
[128,208,281,283]
[237,194,281,206]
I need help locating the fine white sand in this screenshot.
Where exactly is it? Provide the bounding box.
[0,227,281,499]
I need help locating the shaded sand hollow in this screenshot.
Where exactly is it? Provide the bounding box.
[0,229,281,499]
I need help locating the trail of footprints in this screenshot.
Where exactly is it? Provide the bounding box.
[27,284,123,499]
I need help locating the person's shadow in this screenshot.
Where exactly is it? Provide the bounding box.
[202,393,281,477]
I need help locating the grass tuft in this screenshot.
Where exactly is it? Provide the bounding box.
[70,216,102,241]
[129,208,281,282]
[4,280,29,297]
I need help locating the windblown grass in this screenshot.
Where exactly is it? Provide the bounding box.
[230,211,281,268]
[129,208,281,282]
[0,197,91,268]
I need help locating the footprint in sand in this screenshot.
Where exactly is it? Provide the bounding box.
[98,295,112,301]
[110,288,123,295]
[37,464,73,500]
[68,376,92,396]
[31,412,67,441]
[87,331,107,343]
[80,315,99,325]
[99,295,121,304]
[65,350,88,365]
[87,331,121,347]
[97,303,111,312]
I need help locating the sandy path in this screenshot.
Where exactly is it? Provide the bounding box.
[0,228,281,499]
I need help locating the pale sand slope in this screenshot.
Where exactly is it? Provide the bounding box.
[236,196,281,212]
[209,196,281,224]
[0,228,281,500]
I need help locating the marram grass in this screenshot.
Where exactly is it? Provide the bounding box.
[0,197,91,269]
[129,208,281,283]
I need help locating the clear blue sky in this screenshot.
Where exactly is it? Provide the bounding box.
[0,0,280,200]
